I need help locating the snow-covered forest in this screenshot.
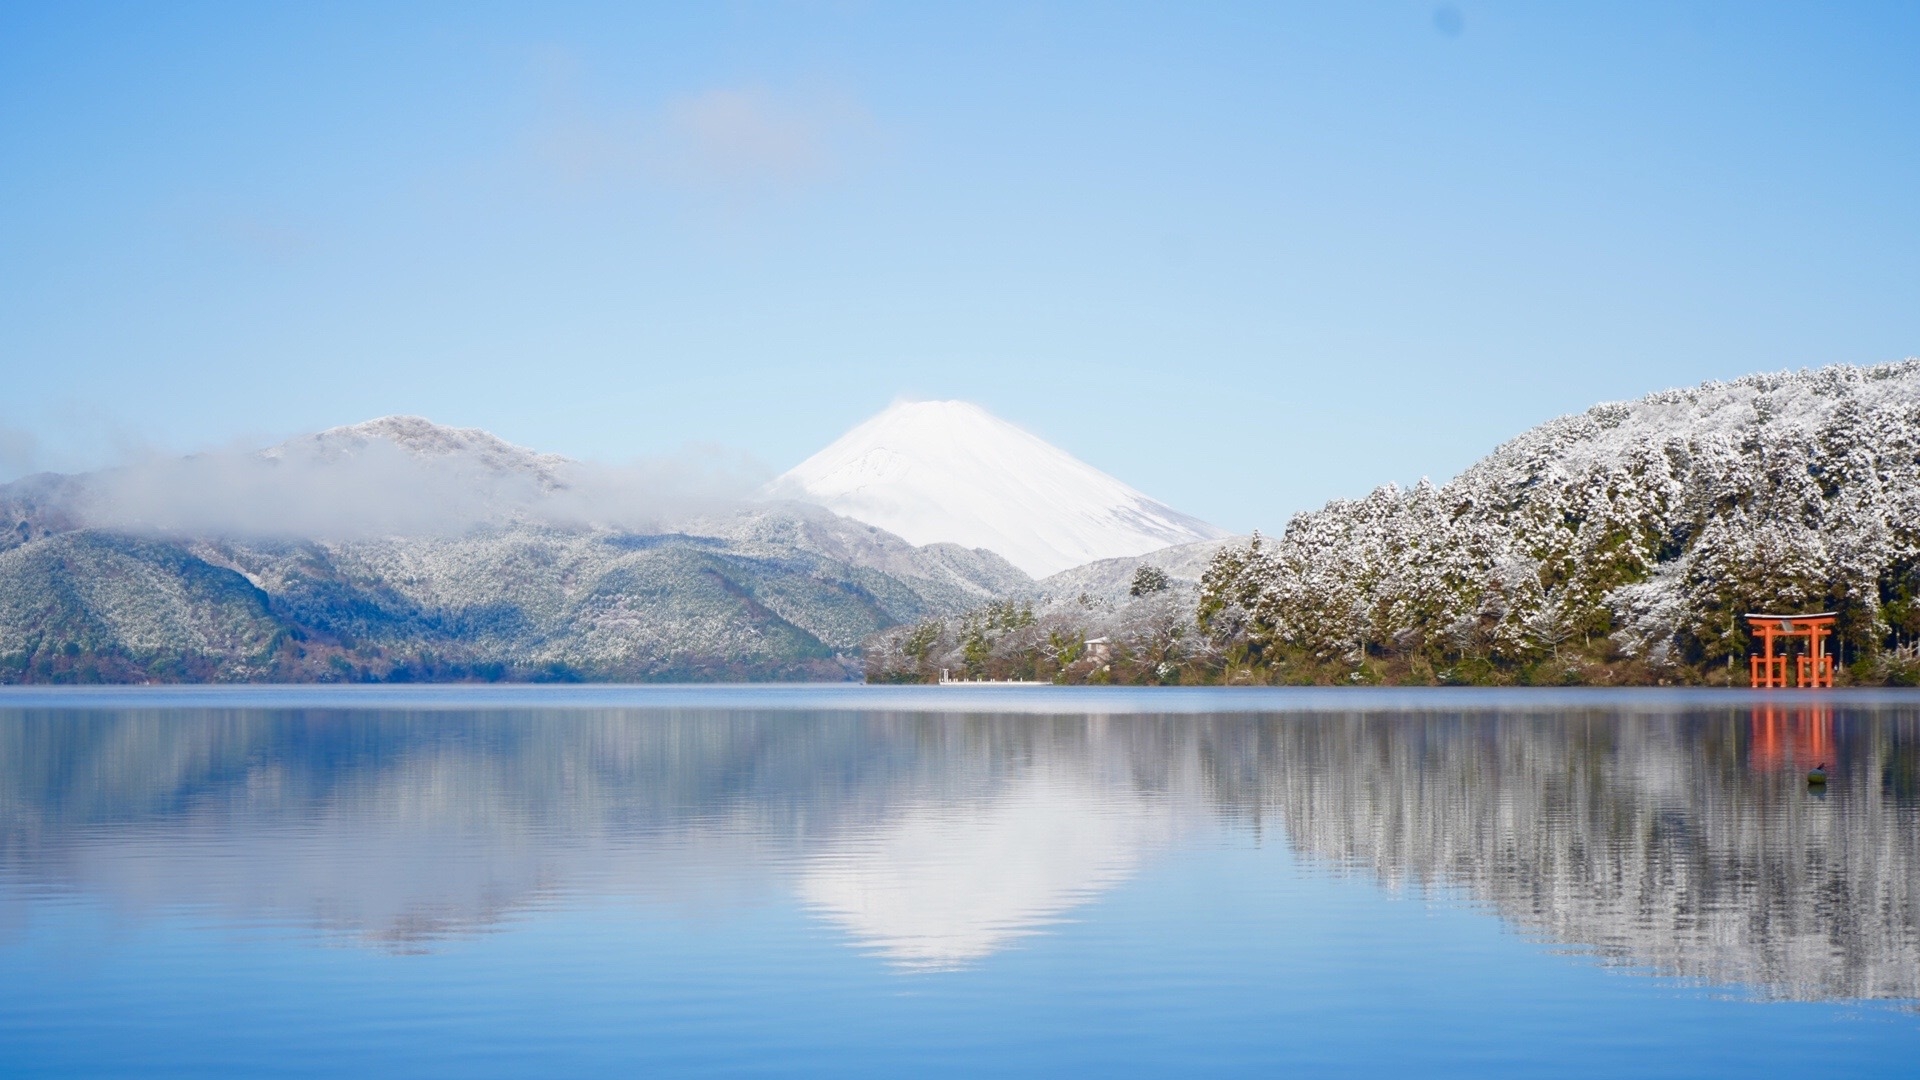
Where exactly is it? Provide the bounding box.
[1198,360,1920,685]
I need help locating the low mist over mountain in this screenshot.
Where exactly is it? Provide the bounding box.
[778,400,1226,578]
[6,402,1231,685]
[0,418,1027,683]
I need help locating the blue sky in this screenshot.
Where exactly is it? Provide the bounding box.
[2,2,1916,531]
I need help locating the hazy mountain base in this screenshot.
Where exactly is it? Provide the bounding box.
[866,540,1254,684]
[1019,536,1243,608]
[865,568,1203,685]
[0,504,1028,685]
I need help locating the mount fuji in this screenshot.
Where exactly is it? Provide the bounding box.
[777,401,1227,578]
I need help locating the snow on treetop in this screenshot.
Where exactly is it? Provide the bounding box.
[1469,359,1920,487]
[777,399,1226,578]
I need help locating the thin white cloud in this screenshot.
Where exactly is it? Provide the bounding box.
[653,86,864,191]
[65,421,763,541]
[0,424,37,477]
[219,214,314,262]
[529,65,873,197]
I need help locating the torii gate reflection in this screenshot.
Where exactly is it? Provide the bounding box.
[1745,612,1837,688]
[1748,705,1834,772]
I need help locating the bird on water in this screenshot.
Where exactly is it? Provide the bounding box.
[1808,762,1829,785]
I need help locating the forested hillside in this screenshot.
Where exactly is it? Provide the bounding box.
[1199,360,1920,685]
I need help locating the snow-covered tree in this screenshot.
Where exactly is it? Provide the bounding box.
[1129,565,1171,596]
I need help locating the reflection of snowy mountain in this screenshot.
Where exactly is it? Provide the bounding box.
[779,401,1225,577]
[0,711,1198,955]
[798,768,1186,969]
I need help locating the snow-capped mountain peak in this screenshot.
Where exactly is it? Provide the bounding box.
[777,400,1225,577]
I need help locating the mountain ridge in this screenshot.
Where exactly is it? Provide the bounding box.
[0,417,1034,683]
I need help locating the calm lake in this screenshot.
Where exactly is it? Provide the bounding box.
[2,686,1918,1077]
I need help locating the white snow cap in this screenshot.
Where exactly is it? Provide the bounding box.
[778,399,1226,577]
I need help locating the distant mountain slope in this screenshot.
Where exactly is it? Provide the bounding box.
[0,531,286,681]
[0,418,1031,684]
[1200,360,1920,680]
[1030,536,1247,607]
[691,501,1029,611]
[280,415,572,486]
[778,400,1226,577]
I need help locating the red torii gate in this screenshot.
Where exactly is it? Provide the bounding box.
[1745,612,1837,688]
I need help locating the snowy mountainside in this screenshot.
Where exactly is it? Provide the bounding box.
[0,418,1034,683]
[1030,536,1247,608]
[1201,360,1920,677]
[281,415,572,489]
[778,400,1226,578]
[689,501,1030,610]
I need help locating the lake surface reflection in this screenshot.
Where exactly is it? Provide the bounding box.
[2,688,1918,1076]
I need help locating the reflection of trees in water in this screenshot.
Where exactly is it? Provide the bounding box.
[0,709,1204,955]
[1266,707,1920,1002]
[0,704,1917,998]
